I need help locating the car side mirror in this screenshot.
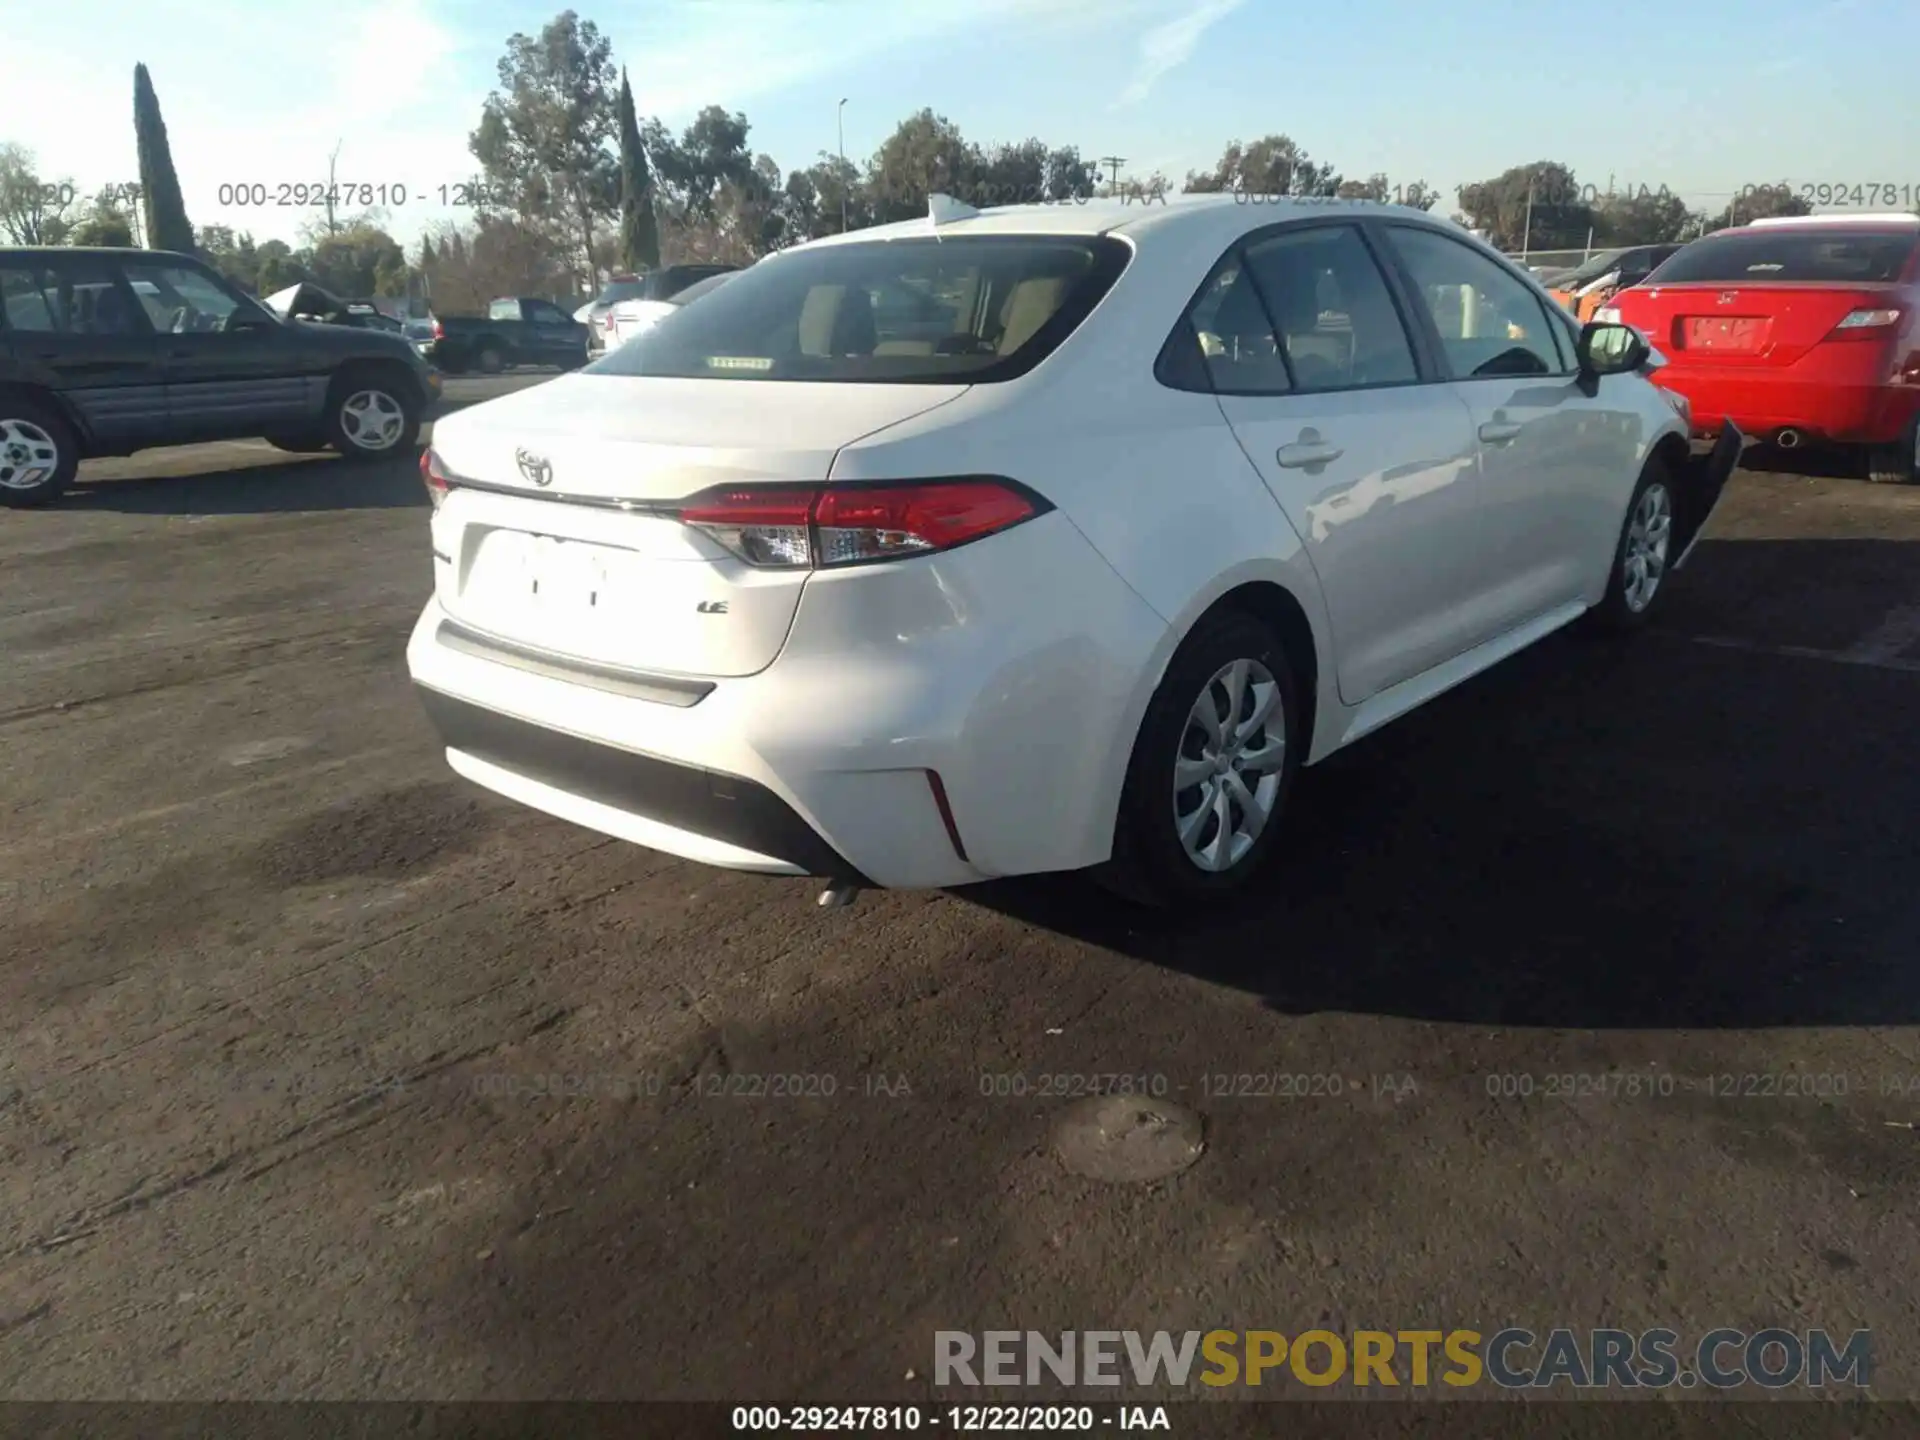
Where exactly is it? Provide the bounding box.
[1577,320,1649,377]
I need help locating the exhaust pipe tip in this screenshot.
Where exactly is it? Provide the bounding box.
[1775,428,1803,450]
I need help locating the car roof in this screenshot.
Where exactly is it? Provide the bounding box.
[786,194,1469,253]
[0,246,197,261]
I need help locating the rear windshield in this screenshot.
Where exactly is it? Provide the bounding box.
[588,235,1131,384]
[1649,230,1919,284]
[595,280,646,305]
[667,271,737,306]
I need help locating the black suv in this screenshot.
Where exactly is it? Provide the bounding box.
[0,247,442,507]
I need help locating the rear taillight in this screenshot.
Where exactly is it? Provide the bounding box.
[420,448,452,509]
[677,479,1046,570]
[432,320,444,340]
[1827,307,1903,339]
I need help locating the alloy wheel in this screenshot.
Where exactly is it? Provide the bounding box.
[0,418,59,491]
[1173,657,1287,873]
[339,390,405,452]
[1622,482,1672,613]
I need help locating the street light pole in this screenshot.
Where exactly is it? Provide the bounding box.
[837,98,849,233]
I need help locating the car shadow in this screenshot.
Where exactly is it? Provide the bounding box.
[65,450,428,515]
[957,537,1920,1032]
[1739,441,1862,480]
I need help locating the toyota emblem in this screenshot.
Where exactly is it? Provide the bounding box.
[516,448,554,486]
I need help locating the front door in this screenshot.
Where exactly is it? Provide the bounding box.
[118,257,321,441]
[1380,223,1640,632]
[0,255,169,450]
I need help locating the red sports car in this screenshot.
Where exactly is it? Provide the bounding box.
[1600,214,1920,483]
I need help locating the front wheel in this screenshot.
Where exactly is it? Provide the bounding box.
[0,398,80,508]
[324,371,421,460]
[1584,459,1676,633]
[1095,610,1301,908]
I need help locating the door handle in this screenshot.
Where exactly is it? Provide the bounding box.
[1478,421,1522,444]
[1276,441,1344,469]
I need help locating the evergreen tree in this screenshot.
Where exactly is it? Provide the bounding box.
[616,70,660,270]
[133,64,194,252]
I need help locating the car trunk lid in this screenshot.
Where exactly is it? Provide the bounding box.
[427,375,968,678]
[1618,282,1902,367]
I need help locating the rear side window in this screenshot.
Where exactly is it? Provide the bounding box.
[1242,225,1419,391]
[2,259,150,336]
[591,236,1130,383]
[1651,230,1919,284]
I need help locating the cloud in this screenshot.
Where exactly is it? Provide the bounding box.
[1115,0,1246,107]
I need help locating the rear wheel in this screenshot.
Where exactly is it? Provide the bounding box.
[475,345,505,375]
[1585,458,1676,633]
[0,397,79,509]
[324,370,420,460]
[1866,417,1918,485]
[1095,610,1300,908]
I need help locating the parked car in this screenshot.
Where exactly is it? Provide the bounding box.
[603,269,741,348]
[406,196,1737,908]
[419,297,589,374]
[1545,244,1686,322]
[0,246,440,506]
[584,266,737,351]
[1601,214,1920,483]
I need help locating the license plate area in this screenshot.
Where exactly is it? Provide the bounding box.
[464,529,633,626]
[1681,316,1767,352]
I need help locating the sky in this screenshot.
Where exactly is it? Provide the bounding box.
[9,0,1918,248]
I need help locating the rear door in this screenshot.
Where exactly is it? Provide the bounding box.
[1191,221,1486,704]
[1378,221,1634,631]
[119,256,320,440]
[1,254,170,449]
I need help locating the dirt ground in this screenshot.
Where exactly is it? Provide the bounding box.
[3,395,1919,1421]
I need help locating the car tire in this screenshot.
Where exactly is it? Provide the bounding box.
[0,395,80,509]
[323,369,421,460]
[1584,456,1678,634]
[1094,609,1301,909]
[1866,417,1918,485]
[475,345,505,375]
[264,433,330,453]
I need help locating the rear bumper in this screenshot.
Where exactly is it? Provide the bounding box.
[414,684,868,881]
[1657,370,1920,445]
[403,511,1170,889]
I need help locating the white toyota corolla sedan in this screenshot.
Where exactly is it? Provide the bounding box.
[407,194,1741,907]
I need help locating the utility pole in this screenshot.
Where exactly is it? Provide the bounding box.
[837,99,849,232]
[1098,155,1126,197]
[1521,177,1536,260]
[325,140,342,237]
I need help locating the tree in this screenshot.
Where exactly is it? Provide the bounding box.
[307,223,408,298]
[134,63,195,252]
[68,203,136,247]
[672,106,758,221]
[0,144,78,244]
[1334,173,1439,211]
[865,109,982,223]
[1593,187,1693,245]
[253,239,302,294]
[470,10,619,287]
[1183,136,1341,198]
[1455,161,1593,251]
[615,69,660,271]
[1710,185,1813,231]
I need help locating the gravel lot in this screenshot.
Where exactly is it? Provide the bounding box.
[3,377,1919,1416]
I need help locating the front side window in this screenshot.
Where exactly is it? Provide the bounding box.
[591,236,1129,383]
[118,259,249,333]
[1241,224,1419,391]
[1386,226,1567,379]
